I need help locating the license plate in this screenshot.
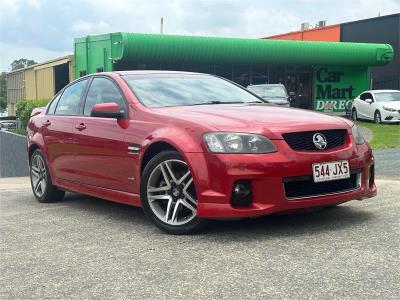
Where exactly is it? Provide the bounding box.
[312,160,350,183]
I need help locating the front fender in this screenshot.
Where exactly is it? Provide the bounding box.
[140,126,205,154]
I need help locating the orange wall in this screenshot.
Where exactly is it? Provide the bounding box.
[264,25,340,42]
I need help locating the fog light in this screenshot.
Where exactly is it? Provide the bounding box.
[231,180,252,207]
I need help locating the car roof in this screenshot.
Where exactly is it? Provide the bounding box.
[114,70,205,76]
[362,89,400,94]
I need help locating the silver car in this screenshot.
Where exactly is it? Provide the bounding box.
[247,84,291,106]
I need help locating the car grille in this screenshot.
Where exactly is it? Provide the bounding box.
[282,129,346,151]
[283,171,360,199]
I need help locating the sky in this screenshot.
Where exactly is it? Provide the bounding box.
[0,0,399,71]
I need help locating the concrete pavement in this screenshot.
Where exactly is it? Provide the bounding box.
[0,177,399,299]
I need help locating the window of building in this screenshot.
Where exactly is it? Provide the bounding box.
[233,64,251,87]
[251,64,269,85]
[215,64,233,80]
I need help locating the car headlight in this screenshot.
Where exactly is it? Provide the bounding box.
[382,106,396,112]
[203,132,277,153]
[351,125,365,145]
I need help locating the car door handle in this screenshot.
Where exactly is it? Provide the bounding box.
[43,120,51,127]
[75,123,86,131]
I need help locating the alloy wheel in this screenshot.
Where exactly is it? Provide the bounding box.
[352,109,357,121]
[146,159,197,226]
[375,111,381,124]
[30,154,47,198]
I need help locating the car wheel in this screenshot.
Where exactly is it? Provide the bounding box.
[352,108,358,121]
[374,111,382,124]
[140,150,207,234]
[30,149,65,203]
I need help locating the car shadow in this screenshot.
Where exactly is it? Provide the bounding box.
[60,192,374,239]
[207,206,374,239]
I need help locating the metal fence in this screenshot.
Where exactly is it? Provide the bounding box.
[0,130,29,177]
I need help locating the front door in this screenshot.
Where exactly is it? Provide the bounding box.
[358,92,374,119]
[72,76,135,193]
[286,72,312,109]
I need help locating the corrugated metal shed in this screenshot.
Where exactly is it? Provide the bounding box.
[7,55,73,103]
[26,55,73,100]
[6,70,25,104]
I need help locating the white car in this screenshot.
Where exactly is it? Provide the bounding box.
[351,90,400,124]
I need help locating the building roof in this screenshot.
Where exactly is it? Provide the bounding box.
[76,32,393,67]
[265,24,340,40]
[7,55,73,74]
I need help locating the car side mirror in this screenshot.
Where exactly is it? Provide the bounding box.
[365,98,373,104]
[91,102,125,119]
[288,92,296,102]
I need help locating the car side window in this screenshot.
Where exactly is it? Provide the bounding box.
[47,93,61,115]
[359,93,366,101]
[54,79,88,115]
[365,93,373,101]
[83,77,126,116]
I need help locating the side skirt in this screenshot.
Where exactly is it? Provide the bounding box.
[56,178,142,207]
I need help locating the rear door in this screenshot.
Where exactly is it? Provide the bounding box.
[43,78,89,181]
[71,76,135,192]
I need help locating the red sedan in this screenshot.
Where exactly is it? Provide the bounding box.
[27,71,376,234]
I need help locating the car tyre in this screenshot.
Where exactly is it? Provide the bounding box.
[352,108,358,121]
[140,150,208,234]
[30,149,65,203]
[374,110,382,124]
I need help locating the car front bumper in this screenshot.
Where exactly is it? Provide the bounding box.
[381,109,400,123]
[186,140,376,219]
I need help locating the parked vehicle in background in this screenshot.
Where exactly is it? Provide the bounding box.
[0,120,17,130]
[27,71,376,234]
[247,84,291,107]
[352,90,400,124]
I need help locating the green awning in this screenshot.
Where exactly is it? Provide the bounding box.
[110,32,393,66]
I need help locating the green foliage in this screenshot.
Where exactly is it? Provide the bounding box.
[10,58,37,71]
[0,72,6,112]
[10,128,28,136]
[15,99,50,131]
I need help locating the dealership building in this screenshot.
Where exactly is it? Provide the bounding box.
[73,32,392,113]
[6,14,397,115]
[265,13,400,90]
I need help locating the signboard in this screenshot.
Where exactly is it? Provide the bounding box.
[313,65,370,113]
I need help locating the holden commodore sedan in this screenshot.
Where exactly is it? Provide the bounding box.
[27,71,376,234]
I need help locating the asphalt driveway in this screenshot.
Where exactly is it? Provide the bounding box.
[1,176,399,299]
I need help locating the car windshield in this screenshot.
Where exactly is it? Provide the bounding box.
[264,86,287,98]
[249,85,287,98]
[123,74,262,107]
[374,92,400,102]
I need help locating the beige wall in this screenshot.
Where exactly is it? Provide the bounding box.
[24,68,37,100]
[6,70,25,104]
[35,67,54,99]
[8,103,16,116]
[5,56,74,115]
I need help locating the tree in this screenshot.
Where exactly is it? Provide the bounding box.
[0,72,6,112]
[10,58,37,71]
